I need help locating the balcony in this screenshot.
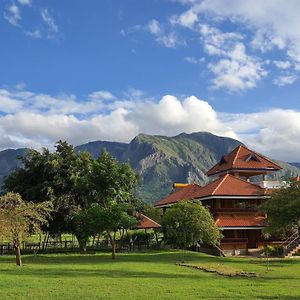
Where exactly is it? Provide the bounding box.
[252,180,285,189]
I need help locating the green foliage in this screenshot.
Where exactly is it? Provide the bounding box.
[162,201,221,248]
[0,192,53,240]
[3,141,94,235]
[264,245,280,256]
[0,192,53,265]
[260,178,300,237]
[84,150,137,206]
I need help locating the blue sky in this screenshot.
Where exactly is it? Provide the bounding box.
[1,0,300,161]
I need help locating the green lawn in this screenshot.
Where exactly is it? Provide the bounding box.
[0,251,300,299]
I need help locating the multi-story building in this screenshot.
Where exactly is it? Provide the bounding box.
[154,144,283,255]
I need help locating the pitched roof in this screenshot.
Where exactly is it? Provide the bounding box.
[194,174,266,198]
[206,145,282,176]
[136,214,161,229]
[154,183,203,207]
[154,175,265,207]
[216,214,265,227]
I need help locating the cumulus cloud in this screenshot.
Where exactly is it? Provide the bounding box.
[199,25,267,91]
[1,88,300,161]
[166,0,300,90]
[222,109,300,161]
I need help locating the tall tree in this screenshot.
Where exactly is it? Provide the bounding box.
[162,201,221,249]
[260,178,300,237]
[83,150,138,259]
[3,141,93,236]
[0,192,53,266]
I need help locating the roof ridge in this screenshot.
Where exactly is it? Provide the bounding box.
[242,145,282,169]
[212,174,229,195]
[232,145,243,165]
[140,213,161,227]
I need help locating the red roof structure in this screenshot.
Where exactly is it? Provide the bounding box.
[206,145,282,177]
[154,175,265,207]
[216,214,265,227]
[136,214,161,229]
[154,183,202,207]
[194,174,265,199]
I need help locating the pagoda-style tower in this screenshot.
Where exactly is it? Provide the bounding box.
[155,144,282,255]
[206,144,281,180]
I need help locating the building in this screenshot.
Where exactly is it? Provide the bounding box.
[154,144,283,255]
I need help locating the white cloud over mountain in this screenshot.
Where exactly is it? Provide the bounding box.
[0,87,300,161]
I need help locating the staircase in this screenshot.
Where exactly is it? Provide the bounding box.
[279,231,300,258]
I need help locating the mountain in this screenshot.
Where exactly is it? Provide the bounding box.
[74,132,300,203]
[289,162,300,169]
[0,148,28,188]
[1,132,300,203]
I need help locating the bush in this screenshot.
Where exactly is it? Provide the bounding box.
[264,245,279,256]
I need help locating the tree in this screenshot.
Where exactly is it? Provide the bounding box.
[3,141,93,237]
[260,178,300,237]
[162,201,221,249]
[83,150,138,259]
[0,192,53,266]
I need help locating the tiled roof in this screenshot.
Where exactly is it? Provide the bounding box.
[216,214,265,227]
[195,174,266,198]
[154,183,202,207]
[136,214,161,229]
[154,175,265,207]
[206,145,282,176]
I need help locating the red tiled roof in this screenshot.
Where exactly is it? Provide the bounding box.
[154,175,265,207]
[154,183,203,207]
[136,214,161,229]
[206,145,282,176]
[195,174,266,198]
[216,214,265,227]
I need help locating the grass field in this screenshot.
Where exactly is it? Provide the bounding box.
[0,251,300,299]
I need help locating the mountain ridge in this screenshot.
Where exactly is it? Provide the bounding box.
[1,132,300,203]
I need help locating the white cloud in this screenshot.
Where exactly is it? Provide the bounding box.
[1,87,300,161]
[88,91,115,101]
[222,109,300,161]
[273,74,297,86]
[4,4,21,26]
[170,9,198,29]
[146,19,184,48]
[41,8,58,38]
[25,29,42,39]
[184,56,205,64]
[18,0,31,6]
[179,0,300,64]
[273,60,291,70]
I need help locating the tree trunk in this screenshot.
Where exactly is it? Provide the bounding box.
[14,239,22,266]
[75,234,87,253]
[108,232,116,259]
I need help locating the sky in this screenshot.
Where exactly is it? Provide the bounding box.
[1,0,300,161]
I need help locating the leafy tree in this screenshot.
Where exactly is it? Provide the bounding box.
[83,150,138,259]
[0,192,53,266]
[3,141,93,236]
[260,178,300,237]
[162,201,220,248]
